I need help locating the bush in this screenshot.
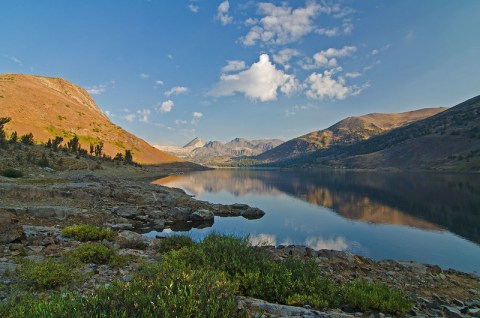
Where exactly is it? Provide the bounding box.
[2,168,23,178]
[62,224,115,242]
[154,235,195,253]
[67,242,115,265]
[17,259,79,291]
[344,280,413,314]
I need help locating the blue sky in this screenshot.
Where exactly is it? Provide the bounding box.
[2,1,479,146]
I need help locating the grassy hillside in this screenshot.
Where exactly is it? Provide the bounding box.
[285,95,480,171]
[256,108,446,163]
[0,74,180,165]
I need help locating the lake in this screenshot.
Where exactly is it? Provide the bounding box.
[149,169,480,274]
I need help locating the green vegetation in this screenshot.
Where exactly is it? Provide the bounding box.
[0,234,412,317]
[67,242,116,265]
[62,224,116,241]
[154,235,195,253]
[2,168,24,178]
[344,280,412,313]
[17,259,80,291]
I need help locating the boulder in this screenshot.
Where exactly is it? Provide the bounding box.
[114,206,140,219]
[190,209,214,222]
[241,207,265,220]
[26,206,80,220]
[115,230,150,250]
[166,207,191,221]
[0,209,25,244]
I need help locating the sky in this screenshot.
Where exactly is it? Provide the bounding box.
[1,1,479,146]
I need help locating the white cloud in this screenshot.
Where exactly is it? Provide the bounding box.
[305,236,349,251]
[159,100,174,113]
[345,72,361,78]
[222,60,247,73]
[241,1,328,46]
[167,54,173,60]
[302,46,357,70]
[140,73,150,80]
[165,86,188,96]
[188,3,199,13]
[210,54,299,102]
[191,112,203,124]
[175,119,187,125]
[86,84,107,95]
[304,70,350,100]
[216,0,233,25]
[272,48,301,70]
[155,80,164,85]
[123,114,136,122]
[137,109,151,123]
[304,69,368,100]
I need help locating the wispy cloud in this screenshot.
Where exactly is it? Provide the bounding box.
[155,80,164,86]
[86,84,107,95]
[188,3,199,13]
[222,60,247,73]
[11,56,23,66]
[210,54,299,102]
[165,86,188,96]
[216,0,233,25]
[175,119,187,125]
[345,72,361,78]
[140,73,150,80]
[123,114,136,122]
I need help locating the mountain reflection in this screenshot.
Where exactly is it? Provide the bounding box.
[154,170,480,243]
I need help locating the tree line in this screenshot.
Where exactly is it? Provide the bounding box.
[0,117,135,165]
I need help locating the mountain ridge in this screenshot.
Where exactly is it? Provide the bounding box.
[256,107,447,163]
[283,95,480,170]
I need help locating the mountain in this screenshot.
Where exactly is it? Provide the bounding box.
[287,95,480,170]
[0,74,180,164]
[156,137,283,165]
[257,108,447,163]
[183,137,205,149]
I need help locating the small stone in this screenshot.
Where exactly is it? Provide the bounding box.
[439,273,446,280]
[468,308,480,317]
[122,275,133,282]
[443,306,463,318]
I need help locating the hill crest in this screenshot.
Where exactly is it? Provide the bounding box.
[0,74,180,164]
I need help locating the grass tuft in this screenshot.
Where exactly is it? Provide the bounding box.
[62,224,115,242]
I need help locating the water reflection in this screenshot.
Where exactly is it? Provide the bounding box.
[154,170,480,243]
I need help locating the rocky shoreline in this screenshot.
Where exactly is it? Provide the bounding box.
[0,171,479,317]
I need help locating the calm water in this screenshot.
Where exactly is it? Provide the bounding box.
[149,169,480,274]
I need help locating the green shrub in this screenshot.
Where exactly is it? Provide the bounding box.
[62,224,115,241]
[17,259,79,291]
[67,242,115,265]
[2,168,23,178]
[155,235,195,253]
[1,234,412,316]
[344,280,413,314]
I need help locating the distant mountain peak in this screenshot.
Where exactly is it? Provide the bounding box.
[183,137,204,149]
